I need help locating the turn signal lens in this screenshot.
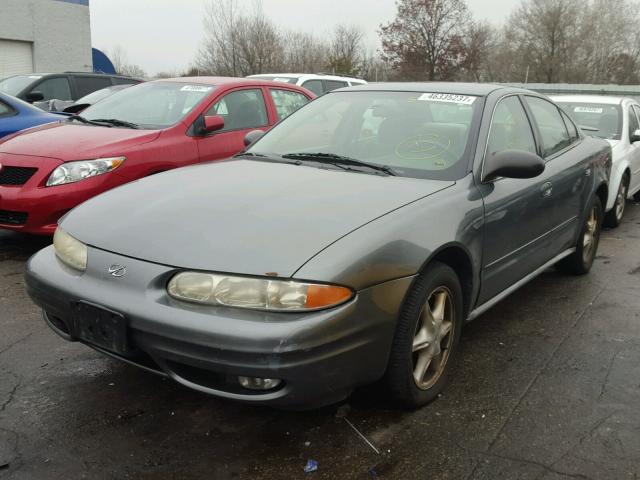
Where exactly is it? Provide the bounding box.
[167,272,353,311]
[53,228,87,271]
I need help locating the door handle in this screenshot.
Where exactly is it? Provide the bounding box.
[541,182,553,198]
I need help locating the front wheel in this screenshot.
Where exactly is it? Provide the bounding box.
[386,262,463,409]
[603,175,628,228]
[557,196,603,275]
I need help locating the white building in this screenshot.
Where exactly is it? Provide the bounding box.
[0,0,92,78]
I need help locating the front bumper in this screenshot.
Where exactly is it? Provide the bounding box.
[26,245,414,409]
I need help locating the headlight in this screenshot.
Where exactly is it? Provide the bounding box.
[167,272,353,311]
[53,228,87,271]
[46,157,125,187]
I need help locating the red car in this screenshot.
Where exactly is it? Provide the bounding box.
[0,77,314,234]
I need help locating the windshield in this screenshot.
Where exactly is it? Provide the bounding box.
[0,75,40,96]
[556,102,622,140]
[250,76,299,84]
[81,82,214,129]
[75,85,128,105]
[248,91,482,180]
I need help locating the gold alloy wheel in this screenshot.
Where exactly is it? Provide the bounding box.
[582,205,599,263]
[412,286,455,390]
[615,181,627,221]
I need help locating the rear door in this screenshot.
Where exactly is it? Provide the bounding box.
[193,87,270,161]
[477,94,561,304]
[630,104,640,194]
[72,75,113,99]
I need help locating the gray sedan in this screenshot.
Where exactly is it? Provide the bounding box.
[26,83,611,409]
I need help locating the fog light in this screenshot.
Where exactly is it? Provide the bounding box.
[238,376,281,391]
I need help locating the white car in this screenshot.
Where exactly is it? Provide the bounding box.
[246,73,366,96]
[553,95,640,227]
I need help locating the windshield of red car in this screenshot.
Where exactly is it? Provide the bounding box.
[248,90,482,180]
[81,82,214,129]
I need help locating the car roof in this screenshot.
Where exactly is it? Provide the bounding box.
[248,73,366,82]
[155,76,311,89]
[550,94,627,105]
[336,82,516,96]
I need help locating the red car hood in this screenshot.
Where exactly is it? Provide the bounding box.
[0,122,161,161]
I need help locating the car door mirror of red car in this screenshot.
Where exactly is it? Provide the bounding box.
[483,150,545,182]
[201,115,225,135]
[244,129,265,147]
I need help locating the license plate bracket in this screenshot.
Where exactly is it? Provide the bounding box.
[72,302,130,355]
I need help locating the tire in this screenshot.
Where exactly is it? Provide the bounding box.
[603,174,629,228]
[386,261,463,409]
[557,196,603,275]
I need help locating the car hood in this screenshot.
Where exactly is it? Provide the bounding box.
[62,159,453,277]
[0,122,161,161]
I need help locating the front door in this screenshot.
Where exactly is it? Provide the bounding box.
[476,95,560,304]
[194,88,270,161]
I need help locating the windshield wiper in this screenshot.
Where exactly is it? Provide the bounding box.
[234,151,303,166]
[90,118,140,129]
[67,115,111,127]
[281,152,396,176]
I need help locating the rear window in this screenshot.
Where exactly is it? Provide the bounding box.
[556,101,622,140]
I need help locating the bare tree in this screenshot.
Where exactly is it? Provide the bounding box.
[109,45,147,78]
[327,24,365,76]
[380,0,472,80]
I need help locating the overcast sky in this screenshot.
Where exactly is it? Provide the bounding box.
[91,0,517,76]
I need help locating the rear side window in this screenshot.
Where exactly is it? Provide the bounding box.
[0,100,15,117]
[31,77,71,101]
[269,89,309,120]
[628,107,639,140]
[324,80,348,91]
[560,110,579,142]
[112,77,138,85]
[207,89,268,132]
[487,96,537,157]
[301,80,324,96]
[525,96,571,158]
[633,105,640,131]
[74,76,112,97]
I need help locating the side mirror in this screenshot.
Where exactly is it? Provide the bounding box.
[483,150,545,182]
[244,129,265,147]
[631,129,640,143]
[25,91,45,103]
[62,103,90,114]
[201,115,225,134]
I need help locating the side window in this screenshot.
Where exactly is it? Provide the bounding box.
[0,100,15,117]
[206,89,268,132]
[628,106,639,140]
[632,106,640,137]
[74,76,112,98]
[525,96,571,157]
[560,110,579,142]
[112,77,138,85]
[486,96,537,157]
[269,89,309,120]
[324,80,348,91]
[302,80,324,96]
[30,77,71,101]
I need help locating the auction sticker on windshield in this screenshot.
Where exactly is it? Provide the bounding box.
[418,93,476,105]
[574,106,604,114]
[180,85,213,93]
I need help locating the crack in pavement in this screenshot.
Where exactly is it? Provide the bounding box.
[599,350,622,399]
[464,287,606,480]
[0,333,33,357]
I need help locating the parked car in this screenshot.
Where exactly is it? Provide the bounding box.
[552,95,640,227]
[0,92,62,139]
[0,72,141,104]
[26,83,611,409]
[0,77,314,234]
[34,84,135,114]
[247,73,366,96]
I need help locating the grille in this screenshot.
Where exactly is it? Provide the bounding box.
[0,210,28,225]
[0,166,38,186]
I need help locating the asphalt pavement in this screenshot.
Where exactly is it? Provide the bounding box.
[1,203,639,480]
